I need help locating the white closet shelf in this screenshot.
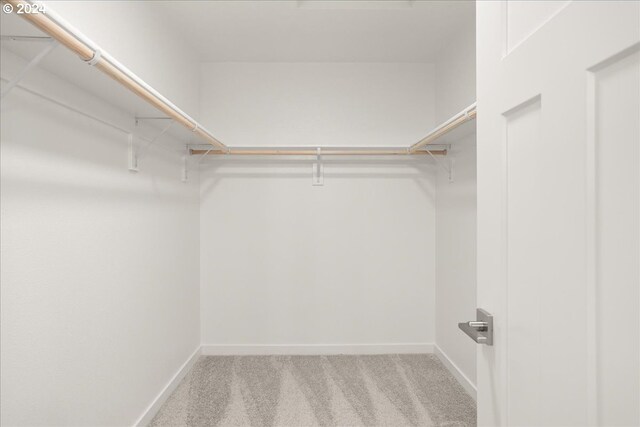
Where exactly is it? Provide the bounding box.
[190,148,449,156]
[5,0,476,158]
[3,0,227,152]
[188,103,477,157]
[189,103,476,157]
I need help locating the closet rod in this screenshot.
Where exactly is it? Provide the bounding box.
[409,103,476,153]
[191,148,447,156]
[2,0,228,152]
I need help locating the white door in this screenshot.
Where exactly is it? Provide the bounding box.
[476,1,640,426]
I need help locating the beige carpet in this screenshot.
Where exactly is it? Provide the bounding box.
[149,354,476,427]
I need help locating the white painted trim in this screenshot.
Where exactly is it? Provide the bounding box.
[201,343,435,356]
[134,346,201,427]
[434,344,477,401]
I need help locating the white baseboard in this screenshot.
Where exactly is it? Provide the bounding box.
[201,343,435,356]
[134,346,201,427]
[434,344,476,401]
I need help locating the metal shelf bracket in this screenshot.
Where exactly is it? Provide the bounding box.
[130,118,174,170]
[1,38,58,100]
[425,146,454,183]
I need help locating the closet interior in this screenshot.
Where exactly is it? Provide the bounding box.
[1,1,478,425]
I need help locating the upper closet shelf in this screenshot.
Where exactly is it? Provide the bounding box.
[3,0,228,152]
[4,0,476,158]
[190,102,477,157]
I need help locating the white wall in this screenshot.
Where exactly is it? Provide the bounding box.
[2,2,477,423]
[435,132,477,390]
[0,9,201,426]
[200,62,435,147]
[199,62,438,349]
[435,25,477,124]
[434,22,477,391]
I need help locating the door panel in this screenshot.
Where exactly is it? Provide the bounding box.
[504,97,543,426]
[477,1,640,425]
[592,48,640,427]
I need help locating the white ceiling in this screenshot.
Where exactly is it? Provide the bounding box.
[149,0,475,62]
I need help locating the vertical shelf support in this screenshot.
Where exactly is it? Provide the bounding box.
[313,147,324,186]
[128,133,139,172]
[182,145,189,183]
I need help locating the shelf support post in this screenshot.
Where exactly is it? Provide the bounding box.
[128,133,139,172]
[313,147,324,186]
[182,145,189,183]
